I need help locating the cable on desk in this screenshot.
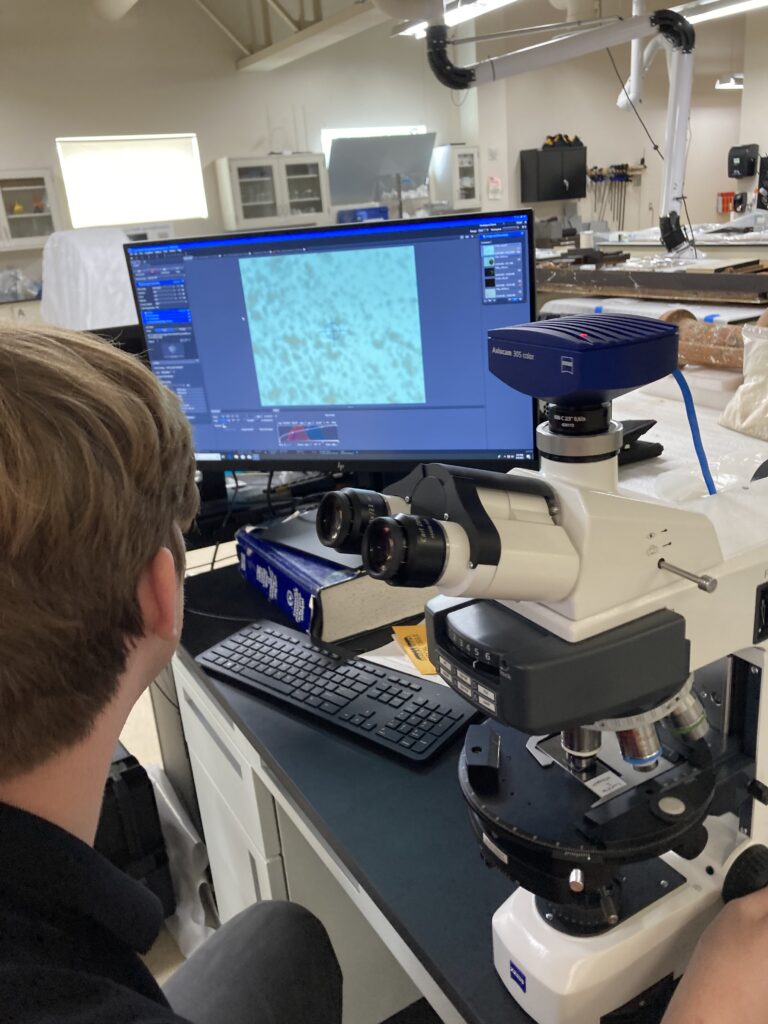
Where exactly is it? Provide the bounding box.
[185,607,258,624]
[209,472,242,570]
[265,471,276,518]
[673,368,717,495]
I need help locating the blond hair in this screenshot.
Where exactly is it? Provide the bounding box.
[0,325,199,780]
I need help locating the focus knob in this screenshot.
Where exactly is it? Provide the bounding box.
[722,844,768,903]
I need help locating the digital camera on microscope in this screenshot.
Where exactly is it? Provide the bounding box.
[317,315,768,1024]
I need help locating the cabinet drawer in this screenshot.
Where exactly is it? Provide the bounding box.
[176,665,280,857]
[190,752,286,923]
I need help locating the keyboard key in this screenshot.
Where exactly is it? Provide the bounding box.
[430,720,452,737]
[413,738,435,754]
[369,688,383,699]
[425,701,440,711]
[322,693,349,709]
[427,712,443,724]
[361,720,377,731]
[410,728,425,740]
[339,710,354,721]
[400,737,415,749]
[240,669,293,695]
[360,709,375,719]
[306,696,322,707]
[320,702,339,715]
[333,685,358,701]
[350,714,365,726]
[376,727,402,743]
[413,697,428,707]
[395,711,410,722]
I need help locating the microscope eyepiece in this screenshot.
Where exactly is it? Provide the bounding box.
[316,489,390,554]
[362,514,447,587]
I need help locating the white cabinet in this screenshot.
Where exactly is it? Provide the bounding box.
[216,155,330,231]
[430,145,481,210]
[174,656,287,923]
[0,170,62,249]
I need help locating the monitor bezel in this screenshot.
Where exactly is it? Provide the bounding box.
[124,208,539,474]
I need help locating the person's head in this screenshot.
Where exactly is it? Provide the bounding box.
[0,325,199,782]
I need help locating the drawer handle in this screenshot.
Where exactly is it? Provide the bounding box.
[183,693,242,778]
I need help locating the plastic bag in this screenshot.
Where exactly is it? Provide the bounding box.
[146,765,218,958]
[0,268,40,302]
[720,324,768,441]
[41,227,138,330]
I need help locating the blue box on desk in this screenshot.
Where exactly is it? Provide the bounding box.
[236,525,353,635]
[235,514,434,643]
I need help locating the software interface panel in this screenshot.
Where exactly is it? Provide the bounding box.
[126,213,535,465]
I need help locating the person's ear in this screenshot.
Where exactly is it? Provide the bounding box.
[137,547,180,644]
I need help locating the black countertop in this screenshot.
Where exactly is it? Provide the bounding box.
[181,565,531,1024]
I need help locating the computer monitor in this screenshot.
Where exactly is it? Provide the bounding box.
[124,210,537,474]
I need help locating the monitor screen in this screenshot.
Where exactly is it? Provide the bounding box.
[124,210,537,472]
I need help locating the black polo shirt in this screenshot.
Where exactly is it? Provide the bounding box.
[0,801,191,1023]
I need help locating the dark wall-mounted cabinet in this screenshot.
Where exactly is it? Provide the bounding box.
[520,147,587,203]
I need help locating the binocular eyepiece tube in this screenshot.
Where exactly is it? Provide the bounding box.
[316,488,410,556]
[317,489,449,588]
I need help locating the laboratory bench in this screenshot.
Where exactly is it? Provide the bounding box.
[174,566,519,1024]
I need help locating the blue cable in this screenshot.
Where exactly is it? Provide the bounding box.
[673,369,717,495]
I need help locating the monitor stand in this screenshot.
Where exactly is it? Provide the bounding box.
[199,470,228,503]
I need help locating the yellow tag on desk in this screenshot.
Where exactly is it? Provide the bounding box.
[392,623,436,675]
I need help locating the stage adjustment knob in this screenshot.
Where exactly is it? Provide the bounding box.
[722,844,768,903]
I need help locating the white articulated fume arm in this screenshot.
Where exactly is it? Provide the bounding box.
[418,7,696,252]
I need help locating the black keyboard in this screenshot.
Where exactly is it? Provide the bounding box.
[195,620,477,763]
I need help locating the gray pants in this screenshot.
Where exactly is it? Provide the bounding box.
[163,901,343,1024]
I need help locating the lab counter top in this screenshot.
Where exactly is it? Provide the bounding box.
[180,567,526,1024]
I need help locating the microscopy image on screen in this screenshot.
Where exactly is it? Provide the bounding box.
[239,245,426,406]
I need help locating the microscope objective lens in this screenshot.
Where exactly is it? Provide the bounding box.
[617,724,661,772]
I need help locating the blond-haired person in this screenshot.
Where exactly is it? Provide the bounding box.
[0,326,341,1024]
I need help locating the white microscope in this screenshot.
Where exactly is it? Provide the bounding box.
[316,314,768,1024]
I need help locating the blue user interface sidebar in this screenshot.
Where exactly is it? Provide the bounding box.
[125,212,536,467]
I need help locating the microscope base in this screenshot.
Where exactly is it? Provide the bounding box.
[491,820,742,1024]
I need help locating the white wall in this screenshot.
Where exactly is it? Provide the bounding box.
[0,0,463,242]
[739,9,768,150]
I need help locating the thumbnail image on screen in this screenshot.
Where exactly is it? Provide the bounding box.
[239,245,426,407]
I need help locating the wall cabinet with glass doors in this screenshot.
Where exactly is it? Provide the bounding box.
[216,155,330,231]
[0,169,62,249]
